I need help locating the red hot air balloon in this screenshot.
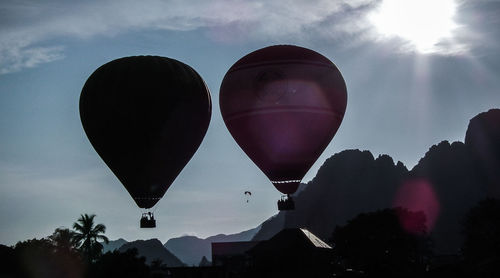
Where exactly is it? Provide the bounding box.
[80,56,211,227]
[220,45,347,210]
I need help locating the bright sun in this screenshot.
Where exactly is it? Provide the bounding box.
[369,0,458,53]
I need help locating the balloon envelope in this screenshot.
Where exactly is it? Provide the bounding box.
[220,45,347,194]
[80,56,211,209]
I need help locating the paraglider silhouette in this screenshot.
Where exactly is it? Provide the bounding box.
[80,56,211,227]
[220,45,347,210]
[244,191,252,203]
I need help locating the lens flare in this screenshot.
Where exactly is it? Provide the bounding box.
[394,179,440,234]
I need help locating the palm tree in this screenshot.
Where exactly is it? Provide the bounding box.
[72,213,109,262]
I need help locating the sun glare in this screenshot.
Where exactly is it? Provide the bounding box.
[370,0,458,53]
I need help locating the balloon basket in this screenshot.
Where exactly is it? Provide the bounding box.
[140,212,156,228]
[277,195,295,211]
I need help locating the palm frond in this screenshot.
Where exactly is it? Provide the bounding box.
[73,221,84,231]
[97,234,110,244]
[93,224,106,233]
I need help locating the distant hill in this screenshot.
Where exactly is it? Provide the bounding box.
[164,226,260,266]
[205,225,260,243]
[102,238,128,253]
[118,239,184,267]
[100,227,259,266]
[252,213,286,241]
[252,109,500,254]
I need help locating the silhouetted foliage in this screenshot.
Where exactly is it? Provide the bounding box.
[198,256,211,267]
[428,198,500,277]
[0,244,20,277]
[0,215,175,278]
[150,258,170,278]
[14,238,58,277]
[49,227,79,254]
[331,208,432,277]
[72,213,109,262]
[12,238,84,278]
[89,248,150,278]
[462,198,500,264]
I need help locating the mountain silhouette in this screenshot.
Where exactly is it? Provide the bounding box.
[164,226,259,266]
[465,108,500,198]
[118,239,184,267]
[253,150,408,241]
[103,109,499,259]
[102,238,128,253]
[410,140,486,252]
[252,109,499,254]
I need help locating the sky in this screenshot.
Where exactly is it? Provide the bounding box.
[1,0,499,246]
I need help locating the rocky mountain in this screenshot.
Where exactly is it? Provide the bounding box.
[251,109,500,254]
[409,140,485,252]
[253,150,408,240]
[465,108,500,198]
[101,109,500,259]
[164,225,260,266]
[118,239,184,267]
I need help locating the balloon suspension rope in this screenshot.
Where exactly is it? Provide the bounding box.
[141,203,158,215]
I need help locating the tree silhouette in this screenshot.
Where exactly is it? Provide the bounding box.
[198,256,211,267]
[150,258,168,270]
[0,244,18,277]
[462,198,500,264]
[331,207,432,277]
[150,258,169,278]
[89,248,150,278]
[13,238,85,278]
[14,237,55,277]
[72,214,109,262]
[49,227,78,254]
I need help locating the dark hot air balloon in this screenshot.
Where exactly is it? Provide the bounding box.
[80,56,211,227]
[220,45,347,210]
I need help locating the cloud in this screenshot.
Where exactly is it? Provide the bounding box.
[0,0,380,73]
[1,0,493,74]
[454,0,500,57]
[0,44,64,74]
